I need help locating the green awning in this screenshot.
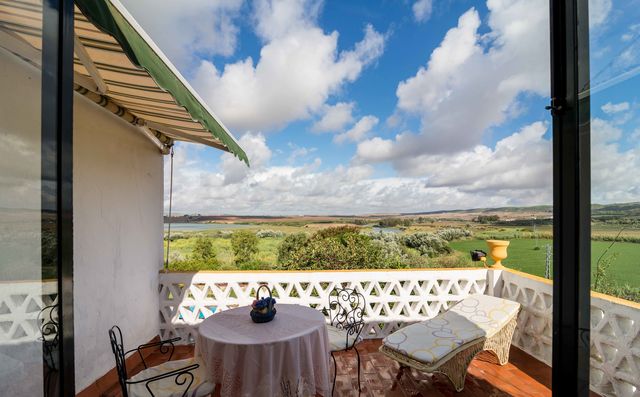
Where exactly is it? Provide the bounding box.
[73,0,249,164]
[0,0,247,163]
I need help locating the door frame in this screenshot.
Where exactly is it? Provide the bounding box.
[41,0,75,394]
[550,0,591,395]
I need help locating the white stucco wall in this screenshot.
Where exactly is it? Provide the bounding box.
[73,93,164,391]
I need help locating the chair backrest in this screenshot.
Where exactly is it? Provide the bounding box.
[38,305,59,370]
[328,287,366,345]
[108,325,129,397]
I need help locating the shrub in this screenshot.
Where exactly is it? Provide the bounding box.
[368,232,408,267]
[402,233,452,257]
[256,229,285,238]
[378,218,413,227]
[191,236,217,264]
[473,215,500,223]
[277,227,403,270]
[435,228,472,241]
[314,225,361,239]
[289,233,384,270]
[164,232,187,241]
[277,233,309,266]
[231,230,259,265]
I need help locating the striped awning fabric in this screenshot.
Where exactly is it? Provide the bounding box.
[0,0,248,164]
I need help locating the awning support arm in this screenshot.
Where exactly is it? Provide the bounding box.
[73,34,108,94]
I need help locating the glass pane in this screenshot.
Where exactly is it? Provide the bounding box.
[583,0,640,394]
[0,1,58,396]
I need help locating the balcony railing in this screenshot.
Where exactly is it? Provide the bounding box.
[0,280,57,345]
[159,268,640,397]
[2,270,637,396]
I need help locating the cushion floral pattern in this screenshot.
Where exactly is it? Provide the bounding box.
[127,357,215,397]
[382,294,520,366]
[326,324,362,351]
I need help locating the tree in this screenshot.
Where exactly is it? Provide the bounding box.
[191,236,217,264]
[231,230,259,265]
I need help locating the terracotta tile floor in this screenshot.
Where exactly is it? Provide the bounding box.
[104,339,599,397]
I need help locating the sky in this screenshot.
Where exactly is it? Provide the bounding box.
[120,0,640,215]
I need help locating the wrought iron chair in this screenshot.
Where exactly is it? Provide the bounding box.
[108,325,214,397]
[38,305,59,397]
[326,287,366,395]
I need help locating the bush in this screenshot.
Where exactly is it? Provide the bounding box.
[368,232,408,267]
[314,225,361,239]
[256,229,285,238]
[289,233,383,270]
[164,232,187,241]
[231,230,259,265]
[167,256,221,271]
[473,215,500,223]
[277,233,308,266]
[402,233,452,257]
[378,218,413,227]
[435,228,472,241]
[191,236,218,264]
[277,227,403,270]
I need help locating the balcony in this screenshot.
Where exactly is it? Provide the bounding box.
[155,268,639,397]
[3,267,637,396]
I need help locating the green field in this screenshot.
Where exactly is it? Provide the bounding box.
[166,234,281,269]
[450,239,640,286]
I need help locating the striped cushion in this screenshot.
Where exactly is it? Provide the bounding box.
[127,358,214,397]
[382,294,520,366]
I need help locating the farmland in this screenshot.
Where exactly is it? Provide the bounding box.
[163,203,640,301]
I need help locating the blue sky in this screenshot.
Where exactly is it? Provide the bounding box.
[121,0,640,215]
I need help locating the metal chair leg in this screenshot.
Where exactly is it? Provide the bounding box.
[354,346,361,393]
[331,351,337,396]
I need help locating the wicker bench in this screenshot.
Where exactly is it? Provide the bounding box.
[379,294,520,392]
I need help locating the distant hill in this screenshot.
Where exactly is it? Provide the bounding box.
[164,202,640,223]
[399,205,553,216]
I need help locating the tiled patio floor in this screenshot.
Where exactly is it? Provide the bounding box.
[104,339,597,397]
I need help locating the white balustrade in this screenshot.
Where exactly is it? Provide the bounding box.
[501,270,640,397]
[158,269,489,343]
[0,280,57,344]
[500,270,553,364]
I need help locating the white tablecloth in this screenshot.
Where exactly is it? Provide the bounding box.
[196,304,331,397]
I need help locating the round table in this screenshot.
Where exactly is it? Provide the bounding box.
[196,304,331,397]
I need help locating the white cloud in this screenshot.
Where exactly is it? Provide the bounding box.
[287,142,317,164]
[165,123,552,215]
[591,118,640,203]
[589,0,612,28]
[601,102,630,114]
[165,147,552,215]
[192,0,386,133]
[358,0,551,166]
[311,102,355,133]
[334,115,379,144]
[166,116,640,215]
[120,0,243,70]
[220,133,272,185]
[418,122,552,192]
[412,0,433,22]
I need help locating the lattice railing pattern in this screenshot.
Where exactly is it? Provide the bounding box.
[590,295,640,397]
[0,280,57,344]
[501,270,640,397]
[500,270,553,365]
[159,269,488,342]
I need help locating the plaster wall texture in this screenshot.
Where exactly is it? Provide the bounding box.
[73,93,164,391]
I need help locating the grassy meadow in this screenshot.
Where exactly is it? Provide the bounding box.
[164,207,640,300]
[449,238,640,286]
